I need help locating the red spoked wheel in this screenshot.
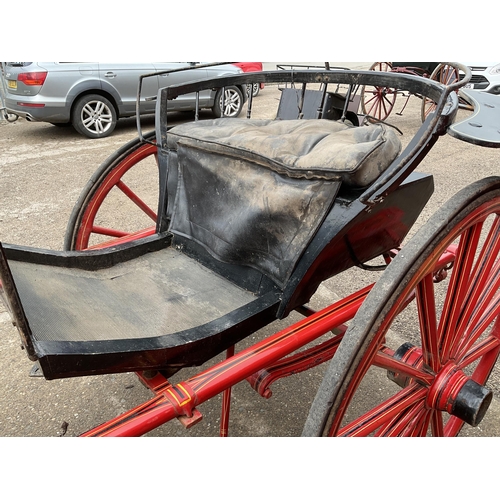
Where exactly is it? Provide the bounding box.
[64,131,159,251]
[303,177,500,437]
[421,63,460,122]
[360,62,397,122]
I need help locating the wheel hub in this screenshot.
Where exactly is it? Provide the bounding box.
[425,361,492,427]
[387,342,423,387]
[388,343,493,427]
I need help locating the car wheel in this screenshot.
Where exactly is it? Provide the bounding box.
[72,94,117,138]
[245,83,260,98]
[3,111,18,123]
[212,86,244,118]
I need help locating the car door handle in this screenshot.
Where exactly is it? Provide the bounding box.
[104,72,117,78]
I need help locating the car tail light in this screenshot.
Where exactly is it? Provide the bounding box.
[17,102,45,108]
[18,71,48,86]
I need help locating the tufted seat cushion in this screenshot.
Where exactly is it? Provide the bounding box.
[166,118,401,187]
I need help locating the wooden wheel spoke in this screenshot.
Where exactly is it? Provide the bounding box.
[374,350,433,385]
[338,385,427,437]
[116,180,157,221]
[91,225,130,237]
[452,218,500,357]
[458,333,500,371]
[430,410,444,436]
[439,223,483,359]
[457,292,500,361]
[380,94,394,116]
[375,401,429,436]
[405,406,433,437]
[457,216,499,315]
[440,66,457,84]
[364,92,381,113]
[457,296,500,366]
[443,416,467,437]
[416,273,440,370]
[411,409,433,436]
[423,102,436,120]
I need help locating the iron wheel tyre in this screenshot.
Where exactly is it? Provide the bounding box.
[213,86,244,118]
[303,177,500,437]
[64,130,159,250]
[72,93,117,138]
[360,62,397,122]
[421,63,460,122]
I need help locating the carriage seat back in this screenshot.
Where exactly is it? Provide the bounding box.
[161,118,401,287]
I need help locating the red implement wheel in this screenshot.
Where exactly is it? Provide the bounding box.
[303,177,500,437]
[360,62,397,122]
[421,63,460,122]
[64,131,159,250]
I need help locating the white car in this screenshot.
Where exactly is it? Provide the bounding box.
[461,63,500,94]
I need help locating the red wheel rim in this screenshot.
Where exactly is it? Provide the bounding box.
[75,143,158,250]
[329,199,500,436]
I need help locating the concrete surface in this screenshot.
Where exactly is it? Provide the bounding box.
[0,63,499,438]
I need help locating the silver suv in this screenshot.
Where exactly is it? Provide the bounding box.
[3,62,247,138]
